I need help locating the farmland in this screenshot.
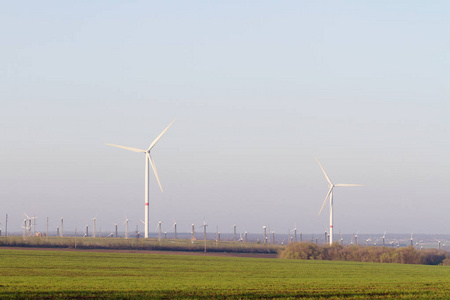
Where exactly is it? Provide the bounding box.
[1,248,449,299]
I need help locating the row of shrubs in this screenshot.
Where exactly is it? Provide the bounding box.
[0,237,279,254]
[279,242,450,265]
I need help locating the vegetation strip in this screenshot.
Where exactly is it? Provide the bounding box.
[280,242,450,265]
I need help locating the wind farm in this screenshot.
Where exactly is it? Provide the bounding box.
[2,1,450,298]
[1,130,448,251]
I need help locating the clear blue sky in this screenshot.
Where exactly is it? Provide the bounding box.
[1,1,449,235]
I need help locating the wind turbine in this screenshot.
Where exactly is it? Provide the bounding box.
[123,214,131,239]
[203,219,207,252]
[316,159,363,245]
[106,120,175,238]
[294,224,297,243]
[156,221,162,241]
[22,219,30,240]
[24,213,36,237]
[216,226,219,245]
[172,218,177,239]
[263,226,267,244]
[191,223,195,243]
[93,217,97,238]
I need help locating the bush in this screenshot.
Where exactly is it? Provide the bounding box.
[420,249,447,265]
[279,242,320,260]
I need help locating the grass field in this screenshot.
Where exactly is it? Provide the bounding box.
[0,248,449,299]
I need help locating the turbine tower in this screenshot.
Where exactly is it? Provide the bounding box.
[316,159,363,245]
[106,120,175,238]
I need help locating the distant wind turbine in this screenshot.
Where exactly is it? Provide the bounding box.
[93,217,97,238]
[172,218,177,239]
[106,120,175,238]
[203,219,208,252]
[123,214,131,239]
[191,224,195,243]
[156,221,162,241]
[316,159,363,245]
[24,213,36,237]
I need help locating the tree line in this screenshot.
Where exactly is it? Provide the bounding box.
[280,242,450,266]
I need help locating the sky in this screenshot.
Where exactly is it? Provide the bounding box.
[1,1,449,236]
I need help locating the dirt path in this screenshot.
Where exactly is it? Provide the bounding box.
[0,246,278,259]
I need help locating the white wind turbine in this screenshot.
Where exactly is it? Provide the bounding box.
[24,213,36,237]
[93,217,97,238]
[156,221,162,241]
[106,120,175,238]
[317,159,363,245]
[172,218,177,239]
[123,214,131,239]
[202,219,208,252]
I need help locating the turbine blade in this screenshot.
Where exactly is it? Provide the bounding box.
[334,184,364,187]
[148,153,163,193]
[105,143,146,153]
[147,120,175,151]
[318,187,333,216]
[316,158,332,185]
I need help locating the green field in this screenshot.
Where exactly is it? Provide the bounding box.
[0,248,449,299]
